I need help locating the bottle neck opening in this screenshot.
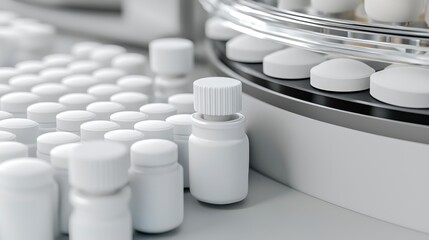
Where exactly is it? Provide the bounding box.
[202,115,233,122]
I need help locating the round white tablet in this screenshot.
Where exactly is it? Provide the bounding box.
[110,111,149,129]
[370,67,429,108]
[0,111,12,121]
[365,0,425,23]
[310,58,375,92]
[71,42,102,60]
[311,0,360,13]
[112,53,147,75]
[117,75,153,96]
[56,110,96,134]
[263,48,326,79]
[27,102,67,125]
[15,60,46,74]
[31,83,70,102]
[134,120,174,140]
[87,84,123,101]
[110,92,149,111]
[62,75,98,93]
[168,93,194,114]
[0,118,39,145]
[0,92,40,118]
[150,38,194,76]
[80,120,120,142]
[205,17,240,41]
[226,35,284,63]
[86,101,125,120]
[0,68,18,84]
[43,54,74,68]
[59,93,97,111]
[278,0,310,10]
[93,68,126,84]
[90,45,126,67]
[39,68,72,83]
[139,103,177,120]
[9,75,43,92]
[0,131,16,142]
[0,142,28,163]
[68,60,101,75]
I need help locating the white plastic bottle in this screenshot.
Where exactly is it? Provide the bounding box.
[150,38,194,103]
[166,114,192,188]
[0,158,58,240]
[189,77,249,204]
[27,102,67,135]
[130,139,184,233]
[36,131,80,161]
[50,143,80,234]
[69,141,132,240]
[0,118,39,157]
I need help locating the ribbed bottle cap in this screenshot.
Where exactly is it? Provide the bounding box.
[134,120,174,140]
[37,132,80,154]
[15,60,46,74]
[9,74,43,91]
[27,102,66,123]
[166,114,192,135]
[193,77,242,116]
[0,142,27,162]
[80,120,120,142]
[56,110,96,132]
[0,131,16,142]
[86,101,125,120]
[111,92,149,111]
[0,119,39,144]
[0,158,53,189]
[131,139,177,167]
[39,68,71,83]
[149,38,194,76]
[62,75,98,93]
[110,111,148,129]
[90,45,127,67]
[105,129,144,149]
[59,93,97,110]
[43,54,74,68]
[50,143,80,170]
[71,42,102,60]
[0,111,12,121]
[31,83,70,102]
[69,141,129,194]
[112,53,147,75]
[0,92,40,114]
[0,67,18,84]
[88,84,123,101]
[139,103,177,120]
[168,93,194,114]
[117,75,152,95]
[68,60,102,75]
[93,68,126,84]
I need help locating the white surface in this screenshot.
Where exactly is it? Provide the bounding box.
[311,0,361,13]
[134,120,174,141]
[370,67,429,108]
[0,158,57,240]
[0,141,27,162]
[205,17,240,41]
[310,58,375,92]
[150,38,194,76]
[263,48,326,79]
[69,141,128,194]
[365,0,425,22]
[189,113,249,205]
[86,101,125,120]
[278,0,311,10]
[80,120,120,142]
[110,92,149,111]
[193,77,242,117]
[110,111,148,129]
[139,103,177,120]
[226,35,284,63]
[130,140,183,233]
[168,94,194,114]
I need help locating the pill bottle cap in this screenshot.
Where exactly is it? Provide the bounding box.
[70,141,129,194]
[131,139,178,167]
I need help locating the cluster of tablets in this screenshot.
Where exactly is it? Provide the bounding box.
[0,28,250,239]
[206,18,429,109]
[0,10,57,66]
[278,0,429,25]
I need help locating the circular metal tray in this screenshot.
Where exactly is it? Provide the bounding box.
[200,0,429,65]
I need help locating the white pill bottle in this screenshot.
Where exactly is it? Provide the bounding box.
[189,77,249,205]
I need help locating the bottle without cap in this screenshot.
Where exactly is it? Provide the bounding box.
[69,141,132,240]
[0,158,58,240]
[130,139,184,233]
[189,77,249,204]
